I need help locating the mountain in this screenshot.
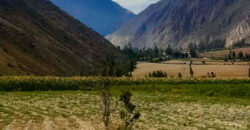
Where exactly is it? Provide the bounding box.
[0,0,129,76]
[107,0,250,49]
[50,0,135,36]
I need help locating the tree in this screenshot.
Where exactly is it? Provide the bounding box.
[166,44,174,56]
[122,43,135,59]
[198,42,206,52]
[154,46,159,57]
[128,59,136,77]
[232,51,236,59]
[188,43,197,58]
[233,39,246,48]
[238,51,244,59]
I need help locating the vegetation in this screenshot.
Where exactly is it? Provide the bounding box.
[233,39,249,48]
[198,39,226,52]
[0,76,249,99]
[118,91,140,130]
[101,80,112,129]
[0,76,249,129]
[146,70,168,78]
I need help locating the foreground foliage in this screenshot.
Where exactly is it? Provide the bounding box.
[0,76,249,99]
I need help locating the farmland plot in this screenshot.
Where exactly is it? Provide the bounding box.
[0,91,249,130]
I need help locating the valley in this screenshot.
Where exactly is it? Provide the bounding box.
[0,0,250,130]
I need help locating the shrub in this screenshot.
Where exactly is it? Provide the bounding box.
[118,91,140,130]
[211,72,216,78]
[178,73,183,78]
[147,70,167,78]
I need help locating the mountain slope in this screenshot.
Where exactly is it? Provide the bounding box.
[107,0,250,49]
[0,0,129,76]
[51,0,135,36]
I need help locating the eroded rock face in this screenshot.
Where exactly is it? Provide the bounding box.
[107,0,250,49]
[226,16,250,47]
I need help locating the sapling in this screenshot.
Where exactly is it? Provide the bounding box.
[101,80,111,129]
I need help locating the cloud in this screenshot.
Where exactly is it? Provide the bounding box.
[112,0,160,14]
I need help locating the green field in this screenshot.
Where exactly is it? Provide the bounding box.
[0,77,250,129]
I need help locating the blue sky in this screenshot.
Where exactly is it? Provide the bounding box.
[112,0,160,14]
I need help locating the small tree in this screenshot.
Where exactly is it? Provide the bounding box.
[101,80,112,129]
[189,64,194,77]
[188,43,197,58]
[119,91,140,130]
[166,44,174,56]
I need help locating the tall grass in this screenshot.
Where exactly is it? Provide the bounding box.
[0,76,249,98]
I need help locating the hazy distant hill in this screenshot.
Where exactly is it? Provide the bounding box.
[0,0,129,76]
[51,0,135,36]
[107,0,250,49]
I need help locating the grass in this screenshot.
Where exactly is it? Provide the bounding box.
[0,76,249,129]
[0,91,249,129]
[0,76,250,98]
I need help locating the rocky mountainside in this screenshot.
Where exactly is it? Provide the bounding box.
[107,0,250,49]
[51,0,135,36]
[0,0,129,76]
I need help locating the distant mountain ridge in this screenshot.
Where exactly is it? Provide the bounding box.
[107,0,250,49]
[0,0,129,76]
[51,0,135,36]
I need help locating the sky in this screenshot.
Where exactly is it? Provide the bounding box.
[112,0,160,14]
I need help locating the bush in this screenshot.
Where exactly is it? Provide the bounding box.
[178,73,183,78]
[147,70,167,78]
[118,91,140,130]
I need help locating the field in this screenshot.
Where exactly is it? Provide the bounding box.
[0,77,250,129]
[133,61,250,78]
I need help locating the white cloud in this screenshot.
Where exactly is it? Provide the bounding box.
[112,0,160,14]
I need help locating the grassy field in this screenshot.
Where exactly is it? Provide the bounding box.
[133,61,250,78]
[0,77,249,129]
